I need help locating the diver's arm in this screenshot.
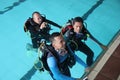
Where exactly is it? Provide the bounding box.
[85,28,107,50]
[45,19,62,29]
[74,54,88,68]
[47,57,76,80]
[67,44,87,68]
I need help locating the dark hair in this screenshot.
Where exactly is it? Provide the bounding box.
[72,17,83,25]
[49,32,61,43]
[32,11,41,18]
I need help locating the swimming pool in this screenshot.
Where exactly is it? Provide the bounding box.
[0,0,120,80]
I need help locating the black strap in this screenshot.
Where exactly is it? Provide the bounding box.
[45,45,59,62]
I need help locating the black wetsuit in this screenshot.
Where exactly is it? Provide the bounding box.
[64,26,94,67]
[25,17,61,48]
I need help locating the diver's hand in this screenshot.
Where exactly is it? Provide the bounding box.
[63,30,74,42]
[40,22,48,29]
[100,44,108,50]
[64,30,75,39]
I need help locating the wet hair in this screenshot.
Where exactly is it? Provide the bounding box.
[32,11,41,18]
[49,32,61,43]
[72,17,83,25]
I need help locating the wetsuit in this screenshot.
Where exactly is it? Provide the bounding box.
[24,17,61,48]
[47,45,87,80]
[64,26,94,67]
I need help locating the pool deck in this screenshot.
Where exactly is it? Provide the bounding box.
[85,30,120,80]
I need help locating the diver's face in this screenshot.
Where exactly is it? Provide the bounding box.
[73,22,83,33]
[52,35,65,50]
[33,13,42,24]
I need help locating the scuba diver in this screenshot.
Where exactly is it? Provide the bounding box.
[24,11,62,50]
[39,32,88,80]
[61,16,107,67]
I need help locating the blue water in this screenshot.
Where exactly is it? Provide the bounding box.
[0,0,120,80]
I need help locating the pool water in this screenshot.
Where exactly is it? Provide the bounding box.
[0,0,120,80]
